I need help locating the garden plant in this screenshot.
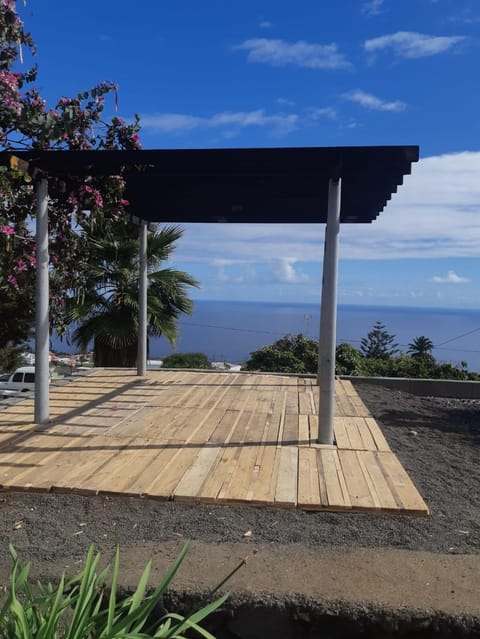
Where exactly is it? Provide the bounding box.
[0,542,239,639]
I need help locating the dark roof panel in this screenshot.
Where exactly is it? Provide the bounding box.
[1,146,419,224]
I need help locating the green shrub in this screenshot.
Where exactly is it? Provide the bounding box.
[335,343,362,375]
[162,352,212,369]
[243,334,318,374]
[0,542,237,639]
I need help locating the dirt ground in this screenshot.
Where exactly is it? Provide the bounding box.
[0,382,479,627]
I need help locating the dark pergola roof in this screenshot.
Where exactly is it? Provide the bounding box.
[2,146,419,224]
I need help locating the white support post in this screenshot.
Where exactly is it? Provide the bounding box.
[137,220,148,375]
[34,178,49,425]
[317,178,342,444]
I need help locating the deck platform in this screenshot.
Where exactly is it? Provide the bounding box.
[0,370,428,514]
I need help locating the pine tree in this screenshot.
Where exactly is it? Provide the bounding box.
[360,321,399,359]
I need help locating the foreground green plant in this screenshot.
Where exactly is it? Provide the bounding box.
[0,542,236,639]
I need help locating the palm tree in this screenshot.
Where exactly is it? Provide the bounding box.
[65,220,198,367]
[407,336,434,359]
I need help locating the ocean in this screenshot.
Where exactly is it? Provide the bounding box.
[50,300,480,373]
[150,300,480,373]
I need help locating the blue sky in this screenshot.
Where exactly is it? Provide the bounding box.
[21,0,480,308]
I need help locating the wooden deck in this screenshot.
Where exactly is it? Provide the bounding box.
[0,369,428,515]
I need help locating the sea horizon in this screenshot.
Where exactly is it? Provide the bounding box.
[50,299,480,373]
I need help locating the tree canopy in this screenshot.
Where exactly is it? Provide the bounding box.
[243,334,318,374]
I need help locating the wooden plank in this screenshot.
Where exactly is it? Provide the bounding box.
[358,451,400,512]
[350,395,371,417]
[222,409,274,503]
[244,410,277,501]
[274,446,298,507]
[0,433,84,488]
[343,418,364,450]
[333,417,350,449]
[317,448,351,510]
[12,435,118,492]
[71,437,145,493]
[355,418,377,451]
[338,449,376,510]
[249,428,281,506]
[365,417,391,452]
[282,413,298,444]
[51,436,131,492]
[299,387,314,414]
[208,409,243,444]
[100,441,167,495]
[143,444,203,498]
[378,451,429,515]
[285,390,299,415]
[307,415,318,444]
[251,446,279,504]
[297,447,321,509]
[339,379,356,396]
[298,392,312,415]
[200,445,239,502]
[174,445,222,500]
[122,446,175,496]
[215,411,253,500]
[298,414,310,446]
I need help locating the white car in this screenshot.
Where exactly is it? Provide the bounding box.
[0,366,37,398]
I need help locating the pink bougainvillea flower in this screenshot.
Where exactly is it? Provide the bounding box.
[0,225,15,235]
[7,275,18,290]
[14,258,27,272]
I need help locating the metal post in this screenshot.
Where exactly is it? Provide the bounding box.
[34,178,49,425]
[137,220,148,375]
[317,178,341,444]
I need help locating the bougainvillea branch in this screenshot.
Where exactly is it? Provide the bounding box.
[0,0,142,347]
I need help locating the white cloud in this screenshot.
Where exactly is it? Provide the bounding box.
[364,31,466,59]
[362,0,384,16]
[276,97,296,107]
[234,38,352,70]
[431,270,471,283]
[272,258,310,283]
[308,106,338,120]
[141,104,342,138]
[141,109,298,136]
[259,20,272,29]
[344,90,406,112]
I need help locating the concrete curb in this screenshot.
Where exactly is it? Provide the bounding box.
[344,375,480,399]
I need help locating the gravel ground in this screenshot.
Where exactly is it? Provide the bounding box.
[0,383,478,560]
